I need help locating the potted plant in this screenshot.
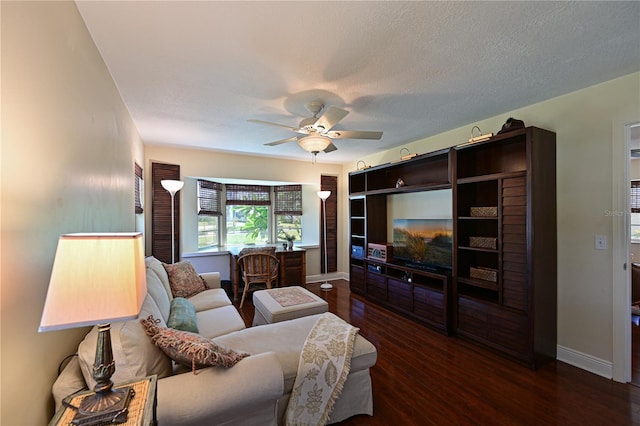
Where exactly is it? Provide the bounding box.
[280,231,296,249]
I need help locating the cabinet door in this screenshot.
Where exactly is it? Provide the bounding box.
[279,251,305,286]
[414,286,446,327]
[387,278,412,312]
[350,265,365,294]
[367,271,387,302]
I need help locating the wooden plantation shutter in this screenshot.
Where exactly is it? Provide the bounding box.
[152,162,180,264]
[274,185,302,215]
[632,181,640,213]
[226,184,271,205]
[320,175,338,273]
[134,163,144,214]
[197,180,222,216]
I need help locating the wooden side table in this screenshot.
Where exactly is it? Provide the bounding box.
[49,375,157,426]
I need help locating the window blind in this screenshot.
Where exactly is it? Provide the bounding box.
[134,163,143,214]
[197,180,222,216]
[632,181,640,213]
[274,185,302,215]
[226,184,271,206]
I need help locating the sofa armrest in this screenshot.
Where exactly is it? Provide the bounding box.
[156,352,283,426]
[200,271,221,289]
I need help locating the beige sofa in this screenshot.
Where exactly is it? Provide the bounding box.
[53,256,377,425]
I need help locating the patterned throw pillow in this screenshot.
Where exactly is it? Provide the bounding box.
[163,261,206,298]
[167,297,199,333]
[141,316,249,373]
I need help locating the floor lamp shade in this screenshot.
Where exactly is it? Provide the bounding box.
[39,232,147,332]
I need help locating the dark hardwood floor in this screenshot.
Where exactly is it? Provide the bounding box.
[236,280,640,425]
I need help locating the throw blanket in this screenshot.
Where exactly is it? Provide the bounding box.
[285,312,359,426]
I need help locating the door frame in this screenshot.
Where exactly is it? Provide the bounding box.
[612,122,639,383]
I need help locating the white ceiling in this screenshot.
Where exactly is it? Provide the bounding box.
[76,1,640,164]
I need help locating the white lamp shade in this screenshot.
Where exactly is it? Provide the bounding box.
[161,179,184,195]
[39,233,147,332]
[298,135,331,153]
[317,190,331,200]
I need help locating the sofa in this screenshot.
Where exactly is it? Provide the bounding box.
[53,256,377,425]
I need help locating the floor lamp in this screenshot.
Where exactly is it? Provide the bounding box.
[317,190,332,290]
[161,179,184,264]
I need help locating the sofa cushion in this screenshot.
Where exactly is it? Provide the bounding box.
[196,305,247,340]
[77,294,173,390]
[167,297,199,333]
[146,268,171,322]
[164,261,206,298]
[141,316,249,372]
[146,256,173,302]
[213,314,377,393]
[188,288,232,312]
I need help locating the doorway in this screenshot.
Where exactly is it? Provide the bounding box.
[628,124,640,385]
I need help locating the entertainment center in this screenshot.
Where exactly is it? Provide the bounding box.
[348,126,556,368]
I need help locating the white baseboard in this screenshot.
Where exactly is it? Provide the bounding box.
[556,345,613,379]
[305,272,348,284]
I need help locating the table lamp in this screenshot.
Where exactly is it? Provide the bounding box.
[39,232,147,425]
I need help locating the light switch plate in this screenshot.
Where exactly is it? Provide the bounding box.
[595,235,608,250]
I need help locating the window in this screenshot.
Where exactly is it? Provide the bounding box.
[632,181,640,241]
[197,180,222,248]
[226,184,271,245]
[134,163,143,214]
[274,185,303,241]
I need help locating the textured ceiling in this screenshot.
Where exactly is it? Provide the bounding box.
[76,1,640,164]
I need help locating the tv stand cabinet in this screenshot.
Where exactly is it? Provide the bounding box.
[348,127,557,369]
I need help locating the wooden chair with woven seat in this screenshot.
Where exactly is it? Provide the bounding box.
[237,252,279,309]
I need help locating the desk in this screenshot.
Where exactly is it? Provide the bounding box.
[50,375,157,426]
[230,247,306,302]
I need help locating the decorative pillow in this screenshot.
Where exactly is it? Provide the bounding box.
[78,295,172,390]
[141,316,249,373]
[167,297,199,333]
[163,261,206,298]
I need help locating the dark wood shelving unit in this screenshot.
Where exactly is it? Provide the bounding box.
[348,126,557,369]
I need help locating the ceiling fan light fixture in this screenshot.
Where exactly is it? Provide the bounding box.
[298,135,331,154]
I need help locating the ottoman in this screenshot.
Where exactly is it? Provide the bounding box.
[252,286,328,326]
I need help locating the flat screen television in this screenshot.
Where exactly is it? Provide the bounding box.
[392,219,453,271]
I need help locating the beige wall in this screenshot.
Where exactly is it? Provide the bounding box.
[1,2,144,424]
[144,146,345,277]
[348,72,640,371]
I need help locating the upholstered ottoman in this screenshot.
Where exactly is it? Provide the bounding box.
[252,286,328,326]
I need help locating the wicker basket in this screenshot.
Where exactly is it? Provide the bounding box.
[470,266,498,282]
[469,236,497,249]
[470,206,497,217]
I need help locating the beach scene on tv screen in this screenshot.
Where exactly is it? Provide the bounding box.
[392,219,453,268]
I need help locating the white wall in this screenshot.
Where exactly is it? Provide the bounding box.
[1,2,145,424]
[345,72,640,375]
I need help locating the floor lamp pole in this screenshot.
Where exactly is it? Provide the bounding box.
[317,191,332,290]
[161,180,184,264]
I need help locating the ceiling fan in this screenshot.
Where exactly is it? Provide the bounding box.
[248,100,383,157]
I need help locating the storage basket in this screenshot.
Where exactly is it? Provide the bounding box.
[469,236,497,250]
[470,266,498,282]
[470,206,497,217]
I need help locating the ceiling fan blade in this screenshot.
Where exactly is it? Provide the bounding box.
[313,106,349,132]
[326,130,383,140]
[248,119,300,132]
[264,136,298,146]
[323,142,338,153]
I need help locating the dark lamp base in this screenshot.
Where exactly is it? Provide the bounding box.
[71,387,135,426]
